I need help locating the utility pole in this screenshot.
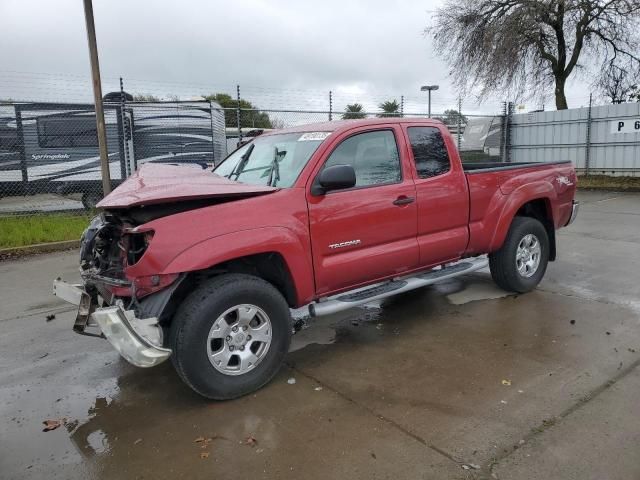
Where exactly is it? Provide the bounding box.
[83,0,111,196]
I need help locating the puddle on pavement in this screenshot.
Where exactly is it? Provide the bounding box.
[290,303,383,352]
[289,272,510,353]
[1,271,520,479]
[446,280,511,305]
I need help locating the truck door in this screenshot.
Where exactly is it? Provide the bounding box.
[402,125,469,266]
[307,126,419,295]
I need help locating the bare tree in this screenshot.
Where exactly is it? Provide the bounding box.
[598,64,638,103]
[428,0,640,110]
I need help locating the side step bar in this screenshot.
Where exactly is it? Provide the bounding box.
[308,256,489,317]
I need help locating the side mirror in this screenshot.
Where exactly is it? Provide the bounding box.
[312,164,356,195]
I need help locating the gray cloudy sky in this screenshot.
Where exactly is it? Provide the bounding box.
[0,0,593,113]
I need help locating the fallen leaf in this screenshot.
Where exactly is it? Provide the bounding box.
[501,379,511,386]
[45,314,56,322]
[245,435,258,447]
[200,452,209,459]
[194,436,206,443]
[133,438,142,445]
[42,419,63,432]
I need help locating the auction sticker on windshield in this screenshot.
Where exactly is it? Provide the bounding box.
[298,132,331,141]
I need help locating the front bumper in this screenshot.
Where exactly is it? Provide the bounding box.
[53,279,171,368]
[565,201,580,226]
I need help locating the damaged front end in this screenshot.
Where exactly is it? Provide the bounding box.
[53,213,177,368]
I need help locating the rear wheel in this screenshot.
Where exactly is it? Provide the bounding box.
[170,273,292,400]
[489,216,549,293]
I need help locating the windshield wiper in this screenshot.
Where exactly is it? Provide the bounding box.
[228,143,255,181]
[267,147,286,186]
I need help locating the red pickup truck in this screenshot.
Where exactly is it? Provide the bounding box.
[53,118,578,399]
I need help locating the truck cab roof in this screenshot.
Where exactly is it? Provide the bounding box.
[261,117,446,137]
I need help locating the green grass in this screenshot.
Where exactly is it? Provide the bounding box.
[0,213,92,249]
[578,174,640,191]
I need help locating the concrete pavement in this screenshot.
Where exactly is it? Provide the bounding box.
[1,190,639,480]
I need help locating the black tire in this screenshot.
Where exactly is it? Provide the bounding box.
[169,273,292,400]
[489,216,549,293]
[81,191,102,210]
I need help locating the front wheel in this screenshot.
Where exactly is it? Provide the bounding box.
[489,216,549,293]
[170,273,292,400]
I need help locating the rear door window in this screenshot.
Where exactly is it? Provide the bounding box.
[407,127,450,179]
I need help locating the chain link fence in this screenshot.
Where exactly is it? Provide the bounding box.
[0,90,508,220]
[0,105,507,217]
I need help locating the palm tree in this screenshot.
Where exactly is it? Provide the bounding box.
[377,100,401,118]
[342,103,366,120]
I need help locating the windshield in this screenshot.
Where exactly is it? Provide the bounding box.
[213,132,329,187]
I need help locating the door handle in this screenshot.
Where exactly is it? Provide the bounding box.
[393,196,415,206]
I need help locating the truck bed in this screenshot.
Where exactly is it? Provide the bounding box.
[463,159,577,256]
[463,160,572,173]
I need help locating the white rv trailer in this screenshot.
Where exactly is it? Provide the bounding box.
[0,100,227,208]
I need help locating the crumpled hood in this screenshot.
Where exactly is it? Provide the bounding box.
[97,163,278,209]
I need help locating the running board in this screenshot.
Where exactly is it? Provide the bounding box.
[308,257,488,317]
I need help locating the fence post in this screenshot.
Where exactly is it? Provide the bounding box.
[585,93,593,175]
[505,102,514,162]
[400,95,404,117]
[14,105,28,194]
[500,101,507,162]
[209,101,216,165]
[457,97,462,151]
[119,76,131,177]
[236,84,242,146]
[328,90,332,121]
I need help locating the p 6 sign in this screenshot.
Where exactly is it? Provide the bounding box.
[610,119,640,134]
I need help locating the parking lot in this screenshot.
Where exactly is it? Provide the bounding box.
[1,190,639,480]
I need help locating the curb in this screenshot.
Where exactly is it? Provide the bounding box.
[0,239,80,261]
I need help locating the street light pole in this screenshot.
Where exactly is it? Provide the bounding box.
[420,85,440,118]
[83,0,111,196]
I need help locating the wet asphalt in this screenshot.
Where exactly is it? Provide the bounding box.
[1,190,639,480]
